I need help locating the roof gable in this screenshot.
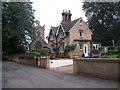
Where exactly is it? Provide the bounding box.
[68,18,93,35]
[60,18,79,32]
[47,26,58,39]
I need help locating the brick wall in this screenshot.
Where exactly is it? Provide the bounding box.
[40,57,50,69]
[19,57,37,66]
[73,58,120,81]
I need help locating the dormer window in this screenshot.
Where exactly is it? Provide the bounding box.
[50,34,54,40]
[58,25,65,38]
[60,31,65,38]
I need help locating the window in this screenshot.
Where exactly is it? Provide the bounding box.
[80,31,82,37]
[35,41,41,49]
[80,44,83,50]
[60,32,64,38]
[51,45,54,53]
[59,43,64,53]
[50,34,54,40]
[96,45,98,50]
[59,26,64,38]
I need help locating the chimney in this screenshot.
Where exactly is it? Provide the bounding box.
[67,10,72,21]
[62,10,72,22]
[62,10,66,22]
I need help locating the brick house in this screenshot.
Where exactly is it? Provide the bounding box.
[30,24,48,50]
[47,10,92,58]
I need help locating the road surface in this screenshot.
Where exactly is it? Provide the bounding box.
[2,61,119,88]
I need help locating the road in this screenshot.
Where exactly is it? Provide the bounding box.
[2,61,119,88]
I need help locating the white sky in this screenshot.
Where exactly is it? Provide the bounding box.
[31,0,87,41]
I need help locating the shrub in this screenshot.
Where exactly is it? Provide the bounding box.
[69,44,76,50]
[64,45,71,55]
[40,48,50,57]
[25,49,41,59]
[64,44,76,55]
[92,49,100,54]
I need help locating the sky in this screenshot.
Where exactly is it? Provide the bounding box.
[31,0,87,41]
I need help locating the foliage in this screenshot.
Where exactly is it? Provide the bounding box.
[116,37,120,46]
[100,54,118,58]
[53,45,59,56]
[83,1,120,46]
[2,2,35,55]
[64,45,71,55]
[107,50,119,55]
[40,48,50,57]
[70,44,76,50]
[92,49,100,54]
[98,47,104,51]
[64,44,76,55]
[23,49,41,59]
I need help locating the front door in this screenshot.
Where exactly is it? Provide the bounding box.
[83,44,88,57]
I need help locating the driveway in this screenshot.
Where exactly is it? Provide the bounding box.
[2,61,119,88]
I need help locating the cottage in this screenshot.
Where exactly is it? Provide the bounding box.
[47,10,92,58]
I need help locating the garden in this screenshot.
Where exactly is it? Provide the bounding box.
[100,46,120,58]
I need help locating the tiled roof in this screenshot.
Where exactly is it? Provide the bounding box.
[36,36,48,47]
[51,26,58,35]
[36,25,44,30]
[61,18,80,32]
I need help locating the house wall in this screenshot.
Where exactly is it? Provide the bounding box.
[47,19,92,58]
[56,33,70,57]
[69,20,92,58]
[69,20,91,44]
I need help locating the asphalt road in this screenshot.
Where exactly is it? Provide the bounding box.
[2,61,119,88]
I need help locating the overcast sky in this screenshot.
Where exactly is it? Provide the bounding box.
[31,0,87,41]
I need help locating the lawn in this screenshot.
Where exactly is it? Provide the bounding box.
[100,54,118,58]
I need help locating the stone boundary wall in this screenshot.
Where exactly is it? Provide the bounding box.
[73,58,120,81]
[40,57,50,69]
[13,56,50,69]
[18,57,37,66]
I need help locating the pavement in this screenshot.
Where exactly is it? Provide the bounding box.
[2,61,119,88]
[51,65,73,74]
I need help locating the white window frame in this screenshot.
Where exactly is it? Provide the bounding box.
[50,34,54,40]
[60,31,65,38]
[80,43,83,50]
[59,43,64,53]
[80,31,83,37]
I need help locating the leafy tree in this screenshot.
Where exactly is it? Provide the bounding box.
[2,2,35,55]
[116,37,120,46]
[83,1,120,46]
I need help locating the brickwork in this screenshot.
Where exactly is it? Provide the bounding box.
[18,57,37,66]
[73,58,120,81]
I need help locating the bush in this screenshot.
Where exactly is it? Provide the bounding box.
[70,44,76,50]
[92,49,100,54]
[64,44,76,55]
[64,45,71,55]
[40,48,50,57]
[25,49,41,59]
[107,50,119,55]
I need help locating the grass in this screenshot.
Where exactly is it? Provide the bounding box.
[100,54,118,58]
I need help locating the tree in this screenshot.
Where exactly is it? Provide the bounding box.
[116,37,120,46]
[83,1,120,46]
[2,2,35,55]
